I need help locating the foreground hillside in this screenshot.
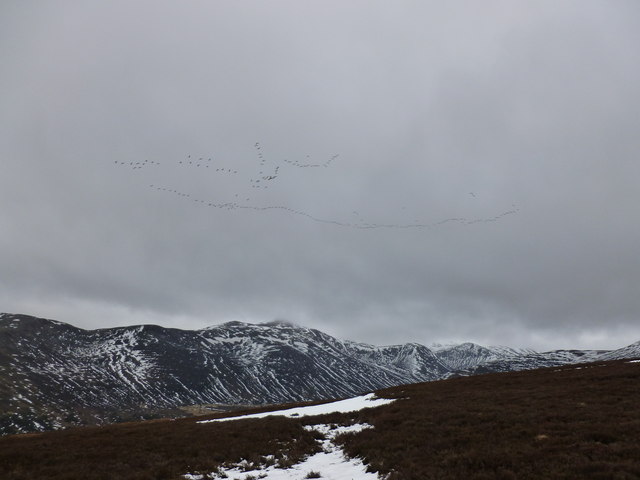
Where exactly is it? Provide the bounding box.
[1,358,639,479]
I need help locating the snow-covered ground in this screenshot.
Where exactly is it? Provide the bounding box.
[184,424,379,480]
[197,393,395,423]
[186,393,396,479]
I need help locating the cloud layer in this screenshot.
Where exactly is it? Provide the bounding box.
[1,1,639,350]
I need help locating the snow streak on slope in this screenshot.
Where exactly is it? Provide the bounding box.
[198,393,395,423]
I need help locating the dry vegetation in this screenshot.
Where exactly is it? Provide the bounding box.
[1,359,639,479]
[0,403,324,480]
[334,359,640,479]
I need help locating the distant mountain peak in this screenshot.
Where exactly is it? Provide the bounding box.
[202,319,303,331]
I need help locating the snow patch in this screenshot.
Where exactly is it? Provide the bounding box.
[184,423,378,480]
[198,393,395,424]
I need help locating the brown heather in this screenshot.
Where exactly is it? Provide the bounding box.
[0,403,324,480]
[334,359,640,480]
[1,359,639,479]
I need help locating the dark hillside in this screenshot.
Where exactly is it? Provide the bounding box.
[337,359,640,479]
[0,359,639,479]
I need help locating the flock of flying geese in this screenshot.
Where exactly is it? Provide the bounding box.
[114,144,519,230]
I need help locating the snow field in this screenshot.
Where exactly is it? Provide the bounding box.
[184,423,379,480]
[197,393,395,424]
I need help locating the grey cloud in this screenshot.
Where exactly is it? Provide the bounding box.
[1,1,639,351]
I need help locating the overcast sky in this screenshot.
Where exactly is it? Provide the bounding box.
[1,1,639,351]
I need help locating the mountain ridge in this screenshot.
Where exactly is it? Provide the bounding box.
[1,312,638,436]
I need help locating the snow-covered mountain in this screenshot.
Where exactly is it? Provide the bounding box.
[1,312,638,435]
[0,314,448,434]
[446,349,608,377]
[596,340,640,361]
[431,342,536,371]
